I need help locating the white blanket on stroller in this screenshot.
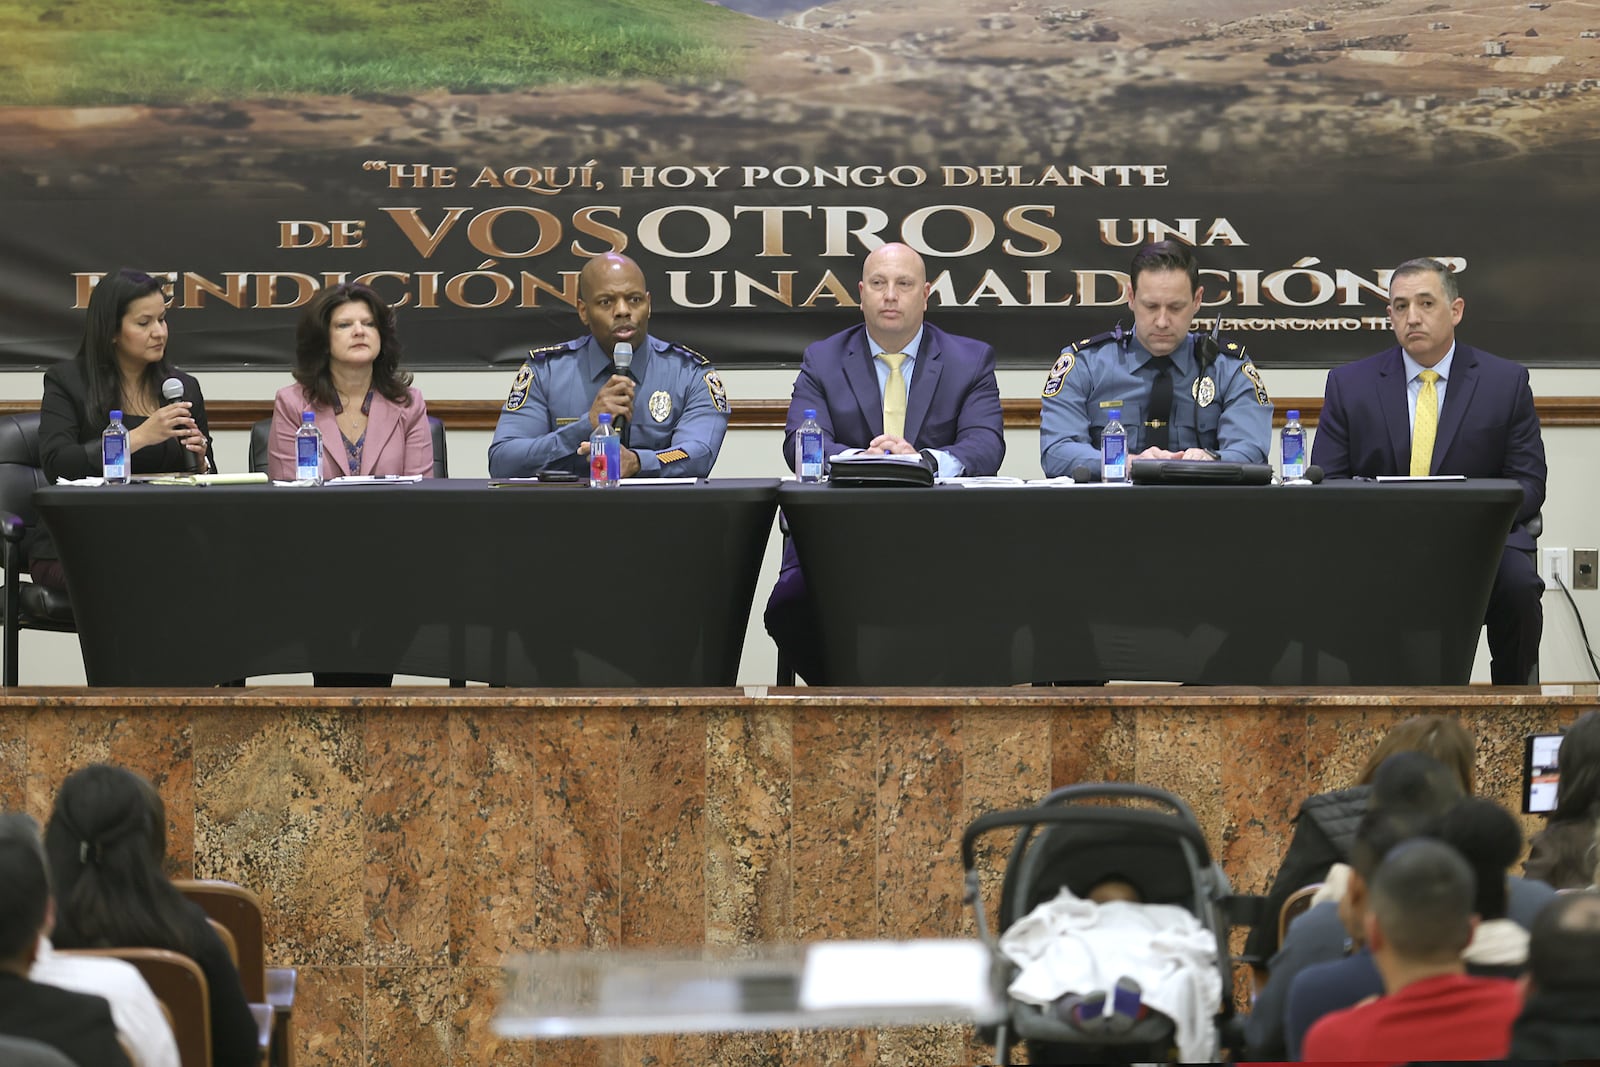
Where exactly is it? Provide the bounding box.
[999,889,1221,1063]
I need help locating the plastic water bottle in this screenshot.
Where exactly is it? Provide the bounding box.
[102,410,129,484]
[1280,409,1307,481]
[295,411,323,485]
[1101,407,1128,483]
[798,408,824,482]
[590,413,621,488]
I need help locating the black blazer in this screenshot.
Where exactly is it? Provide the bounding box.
[0,972,132,1067]
[34,360,215,563]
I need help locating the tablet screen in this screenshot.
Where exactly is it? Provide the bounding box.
[1525,733,1564,814]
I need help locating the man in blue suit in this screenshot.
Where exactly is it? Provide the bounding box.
[765,242,1005,683]
[1312,257,1547,684]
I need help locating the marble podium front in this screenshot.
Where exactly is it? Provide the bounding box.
[1,686,1591,1065]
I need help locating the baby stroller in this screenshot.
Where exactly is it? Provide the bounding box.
[961,783,1257,1065]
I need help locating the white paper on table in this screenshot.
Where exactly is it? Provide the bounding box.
[798,939,993,1012]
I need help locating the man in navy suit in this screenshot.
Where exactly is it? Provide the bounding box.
[1312,257,1546,684]
[765,242,1005,683]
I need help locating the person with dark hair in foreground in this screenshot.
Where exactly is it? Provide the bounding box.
[1508,891,1600,1059]
[44,765,258,1067]
[0,814,131,1067]
[1301,838,1519,1062]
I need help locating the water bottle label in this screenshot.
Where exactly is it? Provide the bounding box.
[296,434,320,479]
[1103,435,1126,480]
[103,434,127,479]
[800,433,823,480]
[1281,432,1306,478]
[591,436,621,484]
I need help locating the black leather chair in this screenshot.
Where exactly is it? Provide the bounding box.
[0,412,78,686]
[248,415,448,477]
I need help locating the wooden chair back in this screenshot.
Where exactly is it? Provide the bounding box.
[59,947,211,1067]
[1280,882,1323,946]
[176,879,267,1002]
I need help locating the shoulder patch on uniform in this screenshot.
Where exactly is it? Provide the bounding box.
[504,363,534,412]
[704,370,729,414]
[656,448,690,465]
[1241,362,1271,406]
[671,343,712,367]
[1041,349,1076,398]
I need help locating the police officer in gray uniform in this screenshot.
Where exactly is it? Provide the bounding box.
[489,252,730,479]
[1040,241,1273,479]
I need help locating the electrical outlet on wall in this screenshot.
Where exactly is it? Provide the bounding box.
[1576,549,1598,591]
[1542,547,1572,590]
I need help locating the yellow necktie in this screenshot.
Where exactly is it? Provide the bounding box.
[1410,369,1440,476]
[881,351,908,438]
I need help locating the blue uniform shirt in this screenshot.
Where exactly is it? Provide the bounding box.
[1039,327,1273,478]
[488,333,730,478]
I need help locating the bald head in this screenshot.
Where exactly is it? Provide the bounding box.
[577,253,651,356]
[859,243,930,353]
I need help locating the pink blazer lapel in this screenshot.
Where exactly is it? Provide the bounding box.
[314,408,349,478]
[362,393,402,475]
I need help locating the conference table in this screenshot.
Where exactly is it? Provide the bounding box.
[37,478,779,687]
[779,478,1524,686]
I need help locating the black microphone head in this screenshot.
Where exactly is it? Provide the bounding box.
[161,377,185,404]
[1069,464,1094,484]
[1305,465,1324,484]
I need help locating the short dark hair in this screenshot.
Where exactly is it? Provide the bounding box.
[0,812,51,964]
[1369,750,1468,817]
[1129,240,1199,293]
[1553,710,1600,823]
[77,268,174,424]
[1528,891,1600,992]
[1437,797,1523,921]
[1392,257,1460,302]
[1349,804,1438,881]
[293,283,413,409]
[1370,838,1476,963]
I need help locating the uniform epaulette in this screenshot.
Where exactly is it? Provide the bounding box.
[1066,328,1123,354]
[527,338,582,362]
[1217,338,1250,363]
[669,342,712,367]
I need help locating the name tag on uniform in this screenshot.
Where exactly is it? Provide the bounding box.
[1098,400,1126,410]
[555,417,578,426]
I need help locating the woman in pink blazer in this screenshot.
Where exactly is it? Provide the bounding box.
[268,282,433,482]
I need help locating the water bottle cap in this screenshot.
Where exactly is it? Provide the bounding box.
[598,413,612,424]
[1286,409,1300,420]
[803,409,817,419]
[1108,408,1121,419]
[109,409,123,420]
[302,410,316,423]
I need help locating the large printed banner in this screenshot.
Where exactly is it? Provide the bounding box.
[2,0,1598,371]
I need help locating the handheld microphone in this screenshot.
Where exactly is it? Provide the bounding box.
[611,342,635,446]
[161,377,201,472]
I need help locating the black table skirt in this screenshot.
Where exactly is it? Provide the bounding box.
[37,478,779,687]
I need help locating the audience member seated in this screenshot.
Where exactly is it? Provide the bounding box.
[1300,838,1520,1063]
[43,765,259,1067]
[268,281,433,483]
[1283,796,1532,1057]
[1507,891,1600,1059]
[0,812,132,1067]
[34,269,215,592]
[1525,709,1600,890]
[1245,714,1474,964]
[0,814,179,1067]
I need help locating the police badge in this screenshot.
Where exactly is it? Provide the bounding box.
[649,390,672,423]
[1192,375,1217,408]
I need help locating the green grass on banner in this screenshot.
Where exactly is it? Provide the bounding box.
[0,0,740,105]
